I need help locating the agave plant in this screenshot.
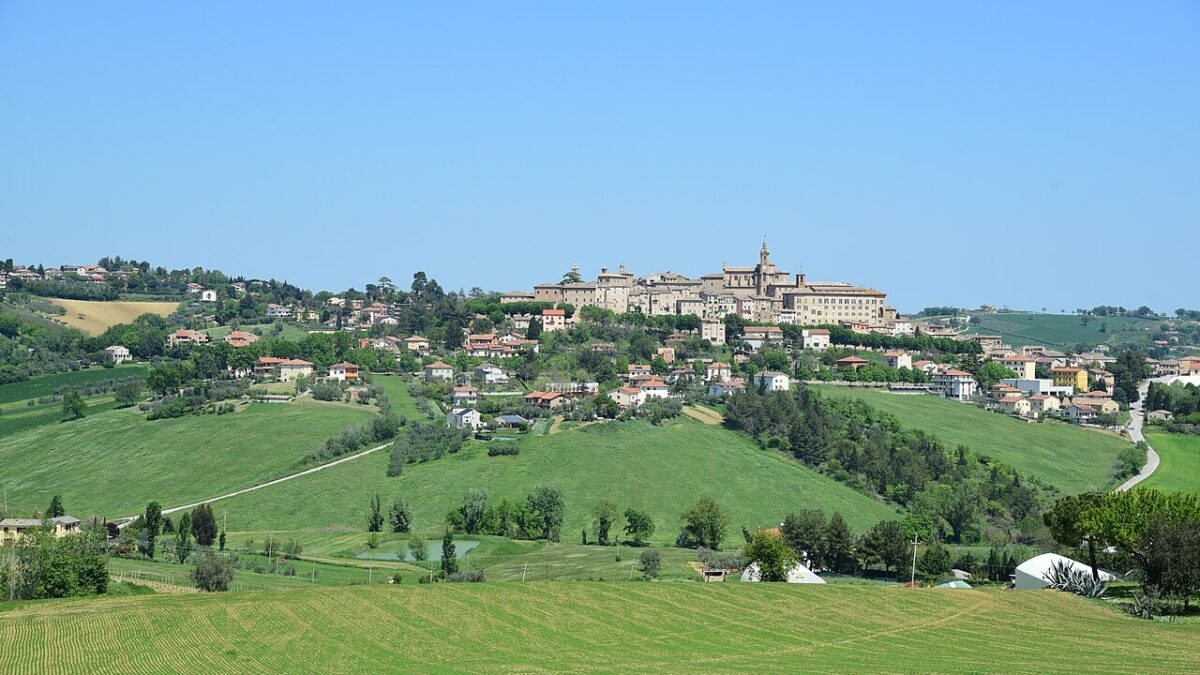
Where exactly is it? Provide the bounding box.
[1046,559,1107,598]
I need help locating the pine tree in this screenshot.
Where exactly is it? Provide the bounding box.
[367,493,383,532]
[390,497,413,533]
[190,504,218,547]
[175,513,193,564]
[441,530,459,577]
[143,502,162,559]
[825,512,856,574]
[47,495,65,518]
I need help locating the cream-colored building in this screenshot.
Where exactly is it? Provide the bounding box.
[0,516,81,543]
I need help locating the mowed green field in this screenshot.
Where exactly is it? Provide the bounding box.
[814,386,1131,494]
[372,374,427,420]
[216,418,900,543]
[1142,431,1200,493]
[961,312,1157,348]
[0,363,151,404]
[0,400,374,519]
[2,584,1196,673]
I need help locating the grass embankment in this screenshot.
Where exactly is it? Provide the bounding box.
[214,417,899,542]
[371,374,427,420]
[1142,430,1200,493]
[2,584,1197,673]
[0,364,154,436]
[48,298,179,335]
[202,323,310,341]
[814,386,1130,494]
[0,399,375,518]
[0,363,151,404]
[960,312,1157,348]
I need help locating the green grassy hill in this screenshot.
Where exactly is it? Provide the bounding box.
[814,386,1131,494]
[214,417,900,543]
[1142,431,1200,493]
[0,363,151,405]
[3,584,1195,673]
[961,312,1158,348]
[0,400,374,519]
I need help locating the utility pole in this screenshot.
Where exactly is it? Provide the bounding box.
[910,534,920,587]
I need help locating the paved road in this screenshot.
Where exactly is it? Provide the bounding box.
[1115,378,1162,492]
[116,439,395,526]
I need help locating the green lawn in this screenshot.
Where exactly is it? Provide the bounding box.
[2,584,1196,673]
[0,394,122,437]
[478,543,700,581]
[371,374,427,420]
[1142,431,1200,493]
[961,312,1158,348]
[106,555,398,590]
[214,417,900,544]
[0,399,375,519]
[814,386,1131,494]
[0,363,151,404]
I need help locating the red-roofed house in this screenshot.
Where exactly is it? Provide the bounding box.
[524,391,566,409]
[223,331,260,348]
[167,329,209,347]
[836,355,869,370]
[328,362,360,382]
[451,386,479,406]
[278,359,314,382]
[424,361,453,381]
[539,309,566,332]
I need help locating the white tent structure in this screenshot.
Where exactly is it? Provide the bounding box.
[1013,552,1116,590]
[740,562,825,584]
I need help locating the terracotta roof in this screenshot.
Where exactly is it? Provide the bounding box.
[836,356,869,364]
[279,359,313,367]
[524,391,563,401]
[426,361,452,369]
[255,356,287,364]
[542,309,565,316]
[940,369,974,377]
[330,362,358,369]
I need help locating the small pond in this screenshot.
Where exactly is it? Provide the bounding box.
[356,539,481,562]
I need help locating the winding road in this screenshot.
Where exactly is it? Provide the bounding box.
[1114,378,1161,492]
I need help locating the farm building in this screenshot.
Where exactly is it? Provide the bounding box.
[740,562,825,584]
[1013,553,1116,590]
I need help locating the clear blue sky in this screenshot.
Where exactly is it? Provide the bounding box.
[2,3,1197,313]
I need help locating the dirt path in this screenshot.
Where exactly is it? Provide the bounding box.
[682,405,724,425]
[116,440,395,525]
[548,415,565,434]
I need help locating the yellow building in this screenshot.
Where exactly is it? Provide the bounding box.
[0,516,81,543]
[1052,367,1088,392]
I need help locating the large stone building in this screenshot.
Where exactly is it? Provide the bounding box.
[525,241,894,327]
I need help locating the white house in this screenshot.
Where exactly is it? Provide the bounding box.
[199,289,218,302]
[1014,553,1116,590]
[701,318,726,345]
[994,354,1037,380]
[640,379,670,400]
[474,364,508,384]
[610,386,645,409]
[883,351,912,370]
[104,345,131,364]
[751,371,790,392]
[932,369,978,401]
[277,359,314,382]
[708,378,746,397]
[451,386,479,406]
[706,362,732,382]
[800,328,831,351]
[266,303,292,318]
[446,407,482,430]
[424,361,454,381]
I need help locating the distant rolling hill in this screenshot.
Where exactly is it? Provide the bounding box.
[212,417,901,543]
[814,385,1132,494]
[958,311,1157,348]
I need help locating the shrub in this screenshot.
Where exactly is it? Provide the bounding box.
[1046,559,1107,598]
[311,381,343,401]
[487,441,520,456]
[192,550,235,592]
[640,550,661,579]
[445,570,485,583]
